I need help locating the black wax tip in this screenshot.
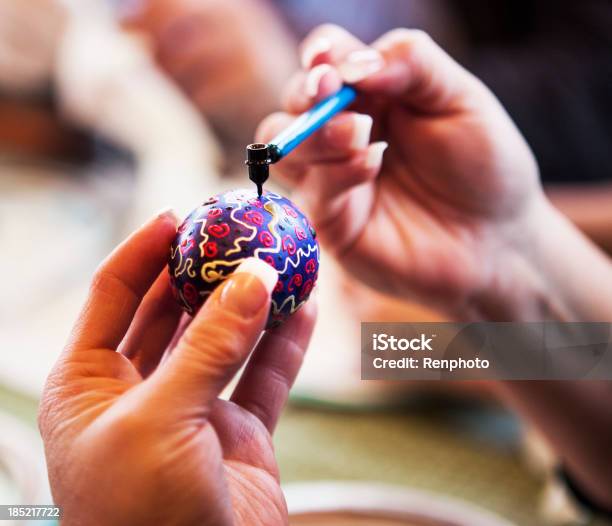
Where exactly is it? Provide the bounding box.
[246,143,271,197]
[246,143,270,160]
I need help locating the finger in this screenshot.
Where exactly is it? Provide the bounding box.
[300,26,487,115]
[351,29,489,113]
[118,270,183,378]
[231,299,317,432]
[147,258,278,416]
[299,144,385,254]
[303,141,387,203]
[281,65,343,114]
[256,113,305,184]
[290,25,375,114]
[165,312,193,356]
[67,210,178,353]
[208,400,279,477]
[299,24,372,70]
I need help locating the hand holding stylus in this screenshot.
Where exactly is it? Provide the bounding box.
[257,25,549,320]
[258,28,612,508]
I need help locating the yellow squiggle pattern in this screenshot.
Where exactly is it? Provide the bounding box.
[169,245,196,279]
[201,258,246,283]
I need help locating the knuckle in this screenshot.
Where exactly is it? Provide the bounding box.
[180,317,250,372]
[264,359,293,389]
[90,263,112,290]
[90,266,119,295]
[382,28,434,56]
[408,29,434,45]
[385,27,412,41]
[310,23,343,39]
[243,397,272,428]
[89,266,139,305]
[394,28,432,44]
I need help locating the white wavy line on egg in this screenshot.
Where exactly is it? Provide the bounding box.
[276,243,319,275]
[272,294,308,315]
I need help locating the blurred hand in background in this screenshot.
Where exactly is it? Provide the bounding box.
[120,0,298,148]
[38,211,316,526]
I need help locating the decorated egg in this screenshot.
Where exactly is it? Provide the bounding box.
[169,188,319,328]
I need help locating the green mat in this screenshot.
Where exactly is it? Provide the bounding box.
[275,405,542,526]
[2,386,610,526]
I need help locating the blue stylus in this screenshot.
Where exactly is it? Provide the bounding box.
[246,85,358,196]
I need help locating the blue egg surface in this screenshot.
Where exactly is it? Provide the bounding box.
[169,188,319,328]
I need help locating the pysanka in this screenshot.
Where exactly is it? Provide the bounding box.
[169,188,319,328]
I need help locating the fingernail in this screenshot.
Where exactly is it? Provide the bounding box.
[366,141,388,169]
[324,113,372,150]
[350,114,373,149]
[220,258,278,318]
[338,49,384,83]
[301,37,332,69]
[234,258,278,294]
[154,207,179,225]
[305,64,333,98]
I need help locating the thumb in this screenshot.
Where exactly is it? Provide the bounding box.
[147,257,278,416]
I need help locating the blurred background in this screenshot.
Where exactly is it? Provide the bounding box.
[0,1,611,525]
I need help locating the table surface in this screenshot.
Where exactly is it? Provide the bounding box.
[276,402,540,526]
[0,384,590,526]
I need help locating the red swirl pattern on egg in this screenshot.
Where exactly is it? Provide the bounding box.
[169,188,320,328]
